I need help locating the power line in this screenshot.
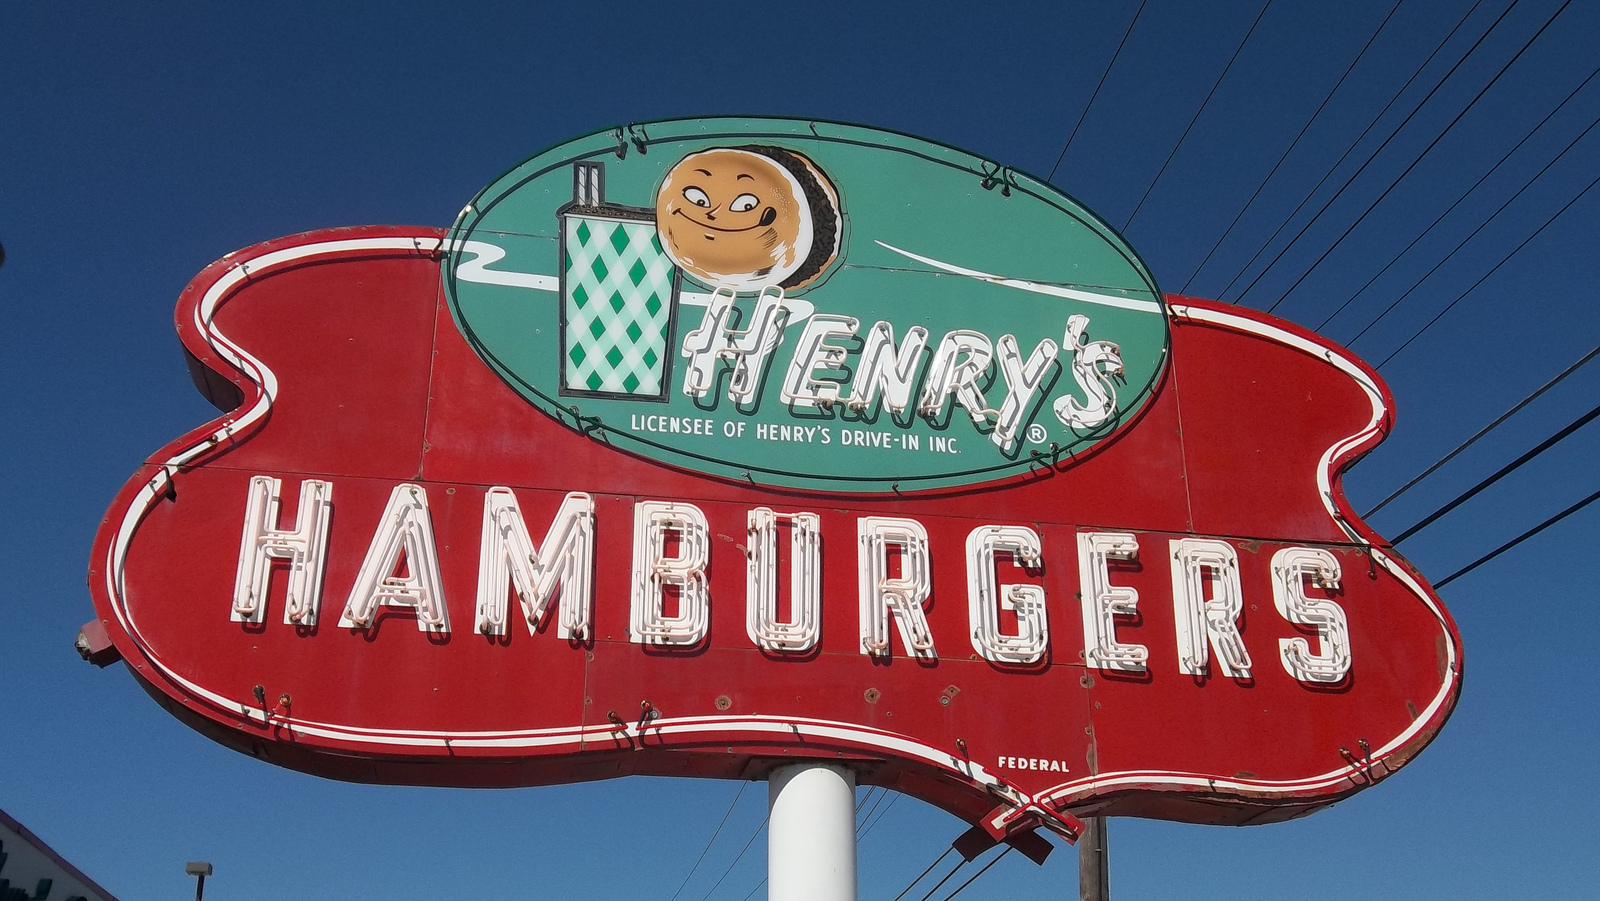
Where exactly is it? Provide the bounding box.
[1180,0,1404,295]
[668,782,748,901]
[1392,400,1600,545]
[1214,0,1487,302]
[697,816,767,901]
[1122,0,1276,231]
[1348,114,1600,349]
[1316,62,1600,333]
[1365,341,1600,517]
[1376,168,1600,369]
[914,853,972,901]
[856,788,891,835]
[1435,485,1600,587]
[890,847,957,901]
[858,793,902,841]
[1236,0,1527,308]
[1264,0,1577,314]
[936,846,1015,901]
[1048,0,1149,183]
[737,877,766,901]
[855,786,879,815]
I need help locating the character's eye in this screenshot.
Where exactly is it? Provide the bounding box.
[683,186,710,207]
[729,193,760,213]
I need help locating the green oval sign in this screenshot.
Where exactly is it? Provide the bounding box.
[444,117,1167,492]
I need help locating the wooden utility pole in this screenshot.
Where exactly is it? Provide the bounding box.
[1078,817,1108,901]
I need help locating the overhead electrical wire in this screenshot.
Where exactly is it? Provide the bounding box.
[856,786,879,815]
[1233,0,1526,308]
[1262,0,1576,314]
[1047,0,1149,183]
[1180,0,1404,295]
[695,816,767,901]
[891,848,957,901]
[851,790,889,838]
[856,788,892,836]
[1347,113,1600,350]
[1316,62,1600,333]
[1434,485,1600,587]
[667,782,748,901]
[1364,341,1600,517]
[1213,0,1487,302]
[1122,0,1276,231]
[858,793,902,840]
[1392,400,1600,545]
[1375,168,1600,369]
[913,853,974,901]
[934,846,1015,901]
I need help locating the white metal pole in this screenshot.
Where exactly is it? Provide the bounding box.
[768,762,858,901]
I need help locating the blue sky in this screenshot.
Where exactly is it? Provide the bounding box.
[3,1,1598,899]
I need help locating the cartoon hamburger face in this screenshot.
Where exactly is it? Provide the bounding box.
[656,146,842,293]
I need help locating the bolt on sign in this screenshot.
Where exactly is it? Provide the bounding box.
[87,117,1460,850]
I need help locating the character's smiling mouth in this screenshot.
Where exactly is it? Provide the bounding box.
[672,207,768,233]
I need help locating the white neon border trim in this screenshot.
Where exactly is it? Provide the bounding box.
[108,237,450,724]
[1021,304,1459,805]
[102,236,1457,833]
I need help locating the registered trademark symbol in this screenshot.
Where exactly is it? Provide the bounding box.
[1027,423,1049,444]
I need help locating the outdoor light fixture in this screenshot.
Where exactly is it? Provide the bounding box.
[184,861,212,901]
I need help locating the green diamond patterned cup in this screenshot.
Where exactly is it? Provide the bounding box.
[558,162,678,399]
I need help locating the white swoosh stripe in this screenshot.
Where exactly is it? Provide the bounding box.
[873,240,1164,314]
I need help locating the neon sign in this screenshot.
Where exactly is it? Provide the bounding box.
[87,119,1461,849]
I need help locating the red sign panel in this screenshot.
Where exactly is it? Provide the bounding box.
[89,226,1460,845]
